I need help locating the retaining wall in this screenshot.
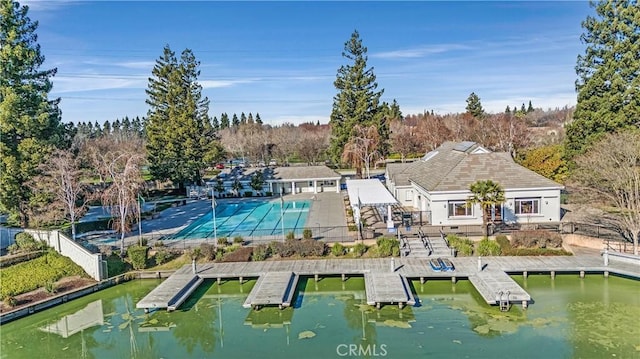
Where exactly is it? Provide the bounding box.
[25,229,105,281]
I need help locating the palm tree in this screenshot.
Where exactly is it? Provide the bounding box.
[467,180,505,236]
[231,179,243,197]
[250,170,265,195]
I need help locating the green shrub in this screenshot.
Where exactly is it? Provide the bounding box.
[286,231,296,240]
[265,191,273,196]
[477,237,502,256]
[217,237,229,246]
[331,243,345,256]
[233,236,244,244]
[154,249,171,266]
[251,245,270,261]
[127,245,148,270]
[154,240,165,248]
[106,253,128,277]
[14,232,45,252]
[3,295,17,307]
[200,243,217,260]
[302,228,313,240]
[244,191,253,197]
[44,280,57,294]
[348,224,358,232]
[0,251,86,298]
[352,243,368,257]
[447,234,474,256]
[375,237,400,257]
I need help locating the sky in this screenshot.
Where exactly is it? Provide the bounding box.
[23,0,593,126]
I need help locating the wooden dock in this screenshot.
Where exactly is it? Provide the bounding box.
[136,253,640,312]
[136,267,202,312]
[468,269,531,310]
[242,271,299,309]
[364,272,416,309]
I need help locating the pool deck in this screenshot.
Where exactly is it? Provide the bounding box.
[135,252,640,312]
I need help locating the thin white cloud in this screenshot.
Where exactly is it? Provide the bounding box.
[200,79,257,89]
[373,44,472,59]
[20,0,77,12]
[53,76,145,93]
[113,61,157,70]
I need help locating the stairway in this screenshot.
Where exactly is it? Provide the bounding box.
[427,235,453,257]
[404,238,431,259]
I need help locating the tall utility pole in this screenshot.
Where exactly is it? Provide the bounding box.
[211,187,218,242]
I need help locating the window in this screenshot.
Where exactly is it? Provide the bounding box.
[405,190,413,201]
[448,201,472,217]
[515,198,540,215]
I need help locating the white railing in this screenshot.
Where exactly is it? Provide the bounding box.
[25,229,105,281]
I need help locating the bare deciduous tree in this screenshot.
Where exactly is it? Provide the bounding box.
[573,131,640,255]
[342,125,381,179]
[389,119,421,162]
[36,149,90,240]
[89,137,146,255]
[297,127,330,165]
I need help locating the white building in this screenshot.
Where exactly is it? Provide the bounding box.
[385,141,564,226]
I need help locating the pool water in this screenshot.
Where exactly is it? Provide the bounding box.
[168,199,311,240]
[1,275,638,358]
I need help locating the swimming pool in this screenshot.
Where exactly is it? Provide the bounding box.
[167,199,311,240]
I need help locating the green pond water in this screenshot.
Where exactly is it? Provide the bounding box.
[1,275,639,358]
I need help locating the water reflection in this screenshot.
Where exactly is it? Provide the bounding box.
[40,300,104,338]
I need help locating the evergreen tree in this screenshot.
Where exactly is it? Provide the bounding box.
[247,112,254,124]
[211,116,220,130]
[505,105,511,114]
[565,0,640,158]
[329,30,385,167]
[103,120,112,135]
[112,119,121,134]
[0,0,65,226]
[465,92,484,118]
[131,116,142,136]
[231,113,239,127]
[240,112,247,125]
[121,116,131,133]
[527,100,534,113]
[520,103,526,113]
[93,121,102,137]
[220,113,229,129]
[255,113,263,125]
[145,45,223,187]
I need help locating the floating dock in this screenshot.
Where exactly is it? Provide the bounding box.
[468,269,530,310]
[136,267,202,312]
[136,255,639,313]
[242,271,299,309]
[364,272,416,309]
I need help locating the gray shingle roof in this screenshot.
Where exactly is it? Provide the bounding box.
[387,142,562,191]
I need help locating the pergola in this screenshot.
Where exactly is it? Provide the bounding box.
[346,179,398,230]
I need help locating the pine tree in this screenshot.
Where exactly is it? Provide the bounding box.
[255,113,263,125]
[465,92,484,118]
[505,105,511,114]
[240,112,247,125]
[0,0,66,226]
[103,120,112,135]
[212,116,220,130]
[527,100,534,113]
[145,45,223,187]
[247,113,254,125]
[520,103,526,113]
[232,113,240,127]
[565,0,640,158]
[220,113,229,129]
[329,30,385,167]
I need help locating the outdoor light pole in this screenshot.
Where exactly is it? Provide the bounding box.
[280,189,285,242]
[211,186,218,242]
